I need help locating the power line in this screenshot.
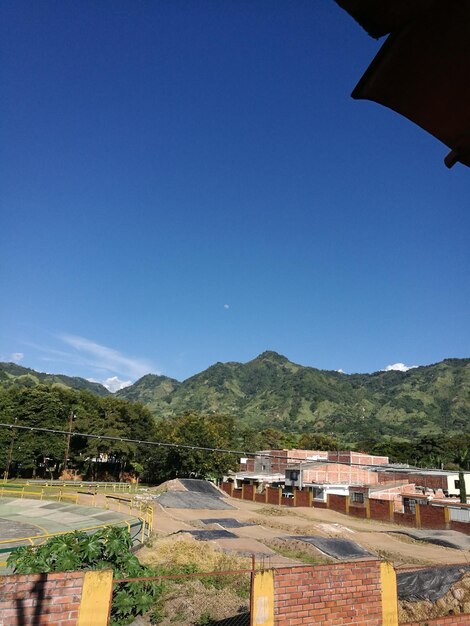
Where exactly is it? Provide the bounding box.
[0,421,397,470]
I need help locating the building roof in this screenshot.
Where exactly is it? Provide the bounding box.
[335,0,470,168]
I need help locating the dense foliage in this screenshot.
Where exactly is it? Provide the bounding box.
[0,385,155,480]
[116,352,470,440]
[7,526,159,626]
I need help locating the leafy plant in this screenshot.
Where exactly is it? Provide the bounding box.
[7,526,160,626]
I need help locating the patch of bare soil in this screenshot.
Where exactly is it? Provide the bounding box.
[399,572,470,623]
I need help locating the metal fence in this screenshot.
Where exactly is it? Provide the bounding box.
[0,490,153,568]
[448,506,470,523]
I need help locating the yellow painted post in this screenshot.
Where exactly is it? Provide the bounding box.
[251,570,274,626]
[415,503,421,529]
[326,493,330,509]
[345,495,350,515]
[77,569,113,626]
[444,506,451,529]
[21,487,24,499]
[309,490,313,507]
[293,489,297,507]
[278,487,282,506]
[389,500,395,522]
[230,482,234,497]
[241,483,245,500]
[380,561,399,626]
[58,489,62,502]
[40,489,44,501]
[141,520,146,544]
[365,497,371,519]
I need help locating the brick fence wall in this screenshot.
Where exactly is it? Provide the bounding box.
[0,571,84,626]
[220,482,470,536]
[273,561,385,625]
[0,570,113,626]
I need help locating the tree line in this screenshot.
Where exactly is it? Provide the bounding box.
[1,384,469,483]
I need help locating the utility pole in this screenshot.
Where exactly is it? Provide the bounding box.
[63,411,74,474]
[4,417,18,482]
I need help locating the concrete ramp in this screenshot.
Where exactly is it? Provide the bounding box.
[287,536,375,560]
[157,492,233,510]
[179,479,225,498]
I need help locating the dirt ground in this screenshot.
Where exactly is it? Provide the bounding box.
[151,496,470,569]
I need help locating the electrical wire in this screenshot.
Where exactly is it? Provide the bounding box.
[0,421,398,470]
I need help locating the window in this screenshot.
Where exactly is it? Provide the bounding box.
[455,480,460,489]
[351,492,365,504]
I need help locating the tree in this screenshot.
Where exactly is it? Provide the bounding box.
[143,413,237,483]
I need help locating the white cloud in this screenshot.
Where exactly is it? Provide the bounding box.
[10,352,24,362]
[382,362,418,372]
[223,304,230,309]
[87,376,132,392]
[337,368,344,374]
[58,333,155,380]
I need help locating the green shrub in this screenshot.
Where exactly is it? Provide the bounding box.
[7,526,160,626]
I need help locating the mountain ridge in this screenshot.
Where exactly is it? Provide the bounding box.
[2,353,469,439]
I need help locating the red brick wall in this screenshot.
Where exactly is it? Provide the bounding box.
[370,499,393,522]
[255,493,266,503]
[302,464,379,485]
[281,496,294,507]
[349,504,367,519]
[232,489,242,499]
[313,500,327,508]
[329,494,348,513]
[394,511,417,527]
[221,482,232,495]
[243,484,255,501]
[295,490,310,507]
[273,561,383,625]
[450,521,470,535]
[0,571,84,626]
[419,505,446,529]
[267,486,281,505]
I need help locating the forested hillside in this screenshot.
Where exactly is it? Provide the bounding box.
[117,352,470,439]
[0,362,109,396]
[2,353,470,442]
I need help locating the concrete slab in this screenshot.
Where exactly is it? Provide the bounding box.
[179,479,224,498]
[157,492,233,510]
[177,529,238,541]
[390,529,470,551]
[286,536,375,560]
[201,518,256,528]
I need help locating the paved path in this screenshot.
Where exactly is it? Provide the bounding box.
[0,497,139,573]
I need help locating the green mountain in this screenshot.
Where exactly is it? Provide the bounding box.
[117,351,470,439]
[0,362,110,396]
[3,353,470,439]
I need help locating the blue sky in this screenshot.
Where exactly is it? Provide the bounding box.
[1,1,469,391]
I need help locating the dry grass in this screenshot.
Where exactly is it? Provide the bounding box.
[139,535,250,572]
